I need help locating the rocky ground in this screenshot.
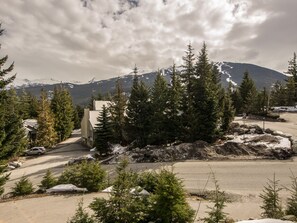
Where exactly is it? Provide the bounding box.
[107,123,295,164]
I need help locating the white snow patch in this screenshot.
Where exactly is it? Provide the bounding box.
[111,144,127,155]
[229,134,291,150]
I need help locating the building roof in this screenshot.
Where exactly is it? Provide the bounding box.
[89,111,100,129]
[93,100,109,111]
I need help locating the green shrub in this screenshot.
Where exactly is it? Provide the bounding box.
[150,169,195,223]
[90,159,149,223]
[39,169,57,190]
[260,174,284,219]
[137,171,159,193]
[204,173,228,223]
[58,161,107,192]
[0,164,10,196]
[286,174,297,217]
[12,176,34,196]
[67,199,95,223]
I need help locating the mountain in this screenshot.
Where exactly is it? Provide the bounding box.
[15,62,286,105]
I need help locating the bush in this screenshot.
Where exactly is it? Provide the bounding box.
[137,171,159,193]
[90,159,148,223]
[149,169,195,223]
[39,169,57,190]
[286,173,297,217]
[67,199,95,223]
[0,164,10,196]
[58,161,107,192]
[260,174,284,219]
[12,176,34,196]
[204,173,228,223]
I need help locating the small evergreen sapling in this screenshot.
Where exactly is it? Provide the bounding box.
[285,172,297,217]
[39,169,57,190]
[67,199,95,223]
[259,174,284,219]
[204,173,228,223]
[12,176,34,196]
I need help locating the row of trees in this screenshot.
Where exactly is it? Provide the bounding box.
[0,23,80,195]
[94,43,235,152]
[270,53,297,106]
[94,47,297,153]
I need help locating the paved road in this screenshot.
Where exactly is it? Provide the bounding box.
[4,129,91,193]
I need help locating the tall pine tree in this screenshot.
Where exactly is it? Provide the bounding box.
[109,78,127,145]
[0,24,27,195]
[192,43,220,142]
[285,52,297,104]
[126,66,152,148]
[51,86,74,142]
[239,71,257,114]
[150,70,169,145]
[94,105,113,155]
[36,90,57,147]
[166,64,183,143]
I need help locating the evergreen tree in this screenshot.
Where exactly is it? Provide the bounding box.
[260,174,284,219]
[180,43,196,142]
[270,81,287,106]
[192,43,220,142]
[126,67,152,148]
[254,88,269,115]
[150,70,169,145]
[109,78,127,145]
[166,64,183,143]
[0,24,27,195]
[0,88,28,160]
[51,86,74,141]
[239,71,257,114]
[90,159,148,223]
[285,52,297,104]
[286,173,297,217]
[36,90,57,148]
[230,87,242,114]
[286,76,296,106]
[39,169,57,190]
[150,169,195,223]
[68,200,95,223]
[12,176,34,196]
[93,105,113,155]
[220,88,235,133]
[204,173,228,223]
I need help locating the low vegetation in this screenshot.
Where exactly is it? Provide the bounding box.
[39,169,58,190]
[58,161,107,192]
[89,159,195,223]
[12,176,34,196]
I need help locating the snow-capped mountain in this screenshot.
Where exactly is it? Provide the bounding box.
[14,62,286,105]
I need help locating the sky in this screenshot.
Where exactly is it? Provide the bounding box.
[0,0,296,83]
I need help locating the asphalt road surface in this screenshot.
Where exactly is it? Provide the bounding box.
[1,113,297,222]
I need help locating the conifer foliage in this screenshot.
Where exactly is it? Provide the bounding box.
[94,105,113,155]
[126,67,152,147]
[260,174,284,219]
[36,90,57,148]
[51,86,75,142]
[0,24,27,162]
[109,78,127,145]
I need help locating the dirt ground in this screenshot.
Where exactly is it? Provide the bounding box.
[1,113,297,223]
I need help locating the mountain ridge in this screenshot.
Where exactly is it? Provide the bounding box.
[14,62,287,105]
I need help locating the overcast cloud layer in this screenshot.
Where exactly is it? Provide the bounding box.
[0,0,296,82]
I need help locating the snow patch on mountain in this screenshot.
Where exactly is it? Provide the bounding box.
[216,62,238,86]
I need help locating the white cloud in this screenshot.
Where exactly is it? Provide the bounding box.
[0,0,296,82]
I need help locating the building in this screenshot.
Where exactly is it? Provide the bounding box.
[81,100,109,147]
[23,119,38,145]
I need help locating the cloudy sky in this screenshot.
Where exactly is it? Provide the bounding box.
[0,0,296,83]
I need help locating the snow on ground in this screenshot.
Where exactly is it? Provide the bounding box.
[228,134,291,150]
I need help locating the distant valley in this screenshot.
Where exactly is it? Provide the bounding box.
[15,62,287,105]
